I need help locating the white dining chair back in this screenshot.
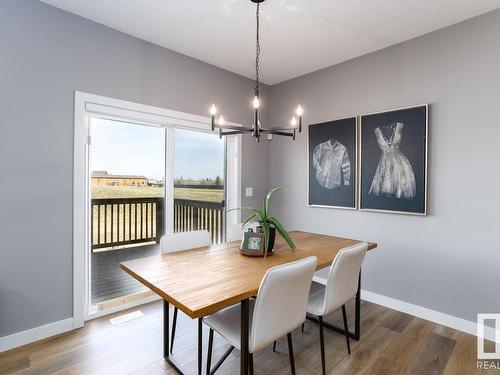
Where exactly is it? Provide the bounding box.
[160,230,212,254]
[159,230,212,356]
[321,242,368,316]
[250,256,317,353]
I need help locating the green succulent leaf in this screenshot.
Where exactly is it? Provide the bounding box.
[228,207,265,222]
[241,213,259,228]
[269,216,296,251]
[263,186,285,217]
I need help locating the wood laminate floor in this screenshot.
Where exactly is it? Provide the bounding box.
[0,300,494,375]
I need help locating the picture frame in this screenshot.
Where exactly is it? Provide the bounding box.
[247,235,262,251]
[307,117,358,209]
[359,104,428,215]
[240,229,265,256]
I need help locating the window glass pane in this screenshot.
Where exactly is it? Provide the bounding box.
[174,129,225,243]
[90,118,165,306]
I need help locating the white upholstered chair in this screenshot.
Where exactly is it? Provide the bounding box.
[160,230,212,353]
[204,256,318,375]
[307,242,368,375]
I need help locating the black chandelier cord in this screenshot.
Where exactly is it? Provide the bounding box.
[255,3,260,97]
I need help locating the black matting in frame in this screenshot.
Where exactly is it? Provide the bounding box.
[360,105,428,215]
[308,117,357,209]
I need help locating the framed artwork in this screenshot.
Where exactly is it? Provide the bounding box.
[360,104,428,215]
[308,117,357,209]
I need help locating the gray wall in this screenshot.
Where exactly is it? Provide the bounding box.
[268,10,500,323]
[0,0,269,337]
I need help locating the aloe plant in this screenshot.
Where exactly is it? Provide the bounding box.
[231,186,296,253]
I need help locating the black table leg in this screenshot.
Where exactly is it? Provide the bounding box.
[306,270,362,341]
[164,299,169,357]
[198,318,203,375]
[163,300,185,374]
[240,299,249,374]
[171,307,178,353]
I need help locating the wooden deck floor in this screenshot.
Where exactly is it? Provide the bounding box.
[91,244,160,305]
[0,299,493,375]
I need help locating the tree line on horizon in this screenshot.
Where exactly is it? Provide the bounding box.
[175,176,223,186]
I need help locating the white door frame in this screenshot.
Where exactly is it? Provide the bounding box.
[73,91,242,328]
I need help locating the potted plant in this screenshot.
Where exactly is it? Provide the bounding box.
[233,186,296,256]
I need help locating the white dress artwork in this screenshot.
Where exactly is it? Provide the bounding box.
[369,122,416,199]
[313,139,351,189]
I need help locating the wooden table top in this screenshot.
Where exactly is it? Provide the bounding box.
[120,231,377,319]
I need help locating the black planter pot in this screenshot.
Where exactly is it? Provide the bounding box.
[257,225,276,254]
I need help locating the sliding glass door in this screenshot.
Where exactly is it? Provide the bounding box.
[87,119,226,315]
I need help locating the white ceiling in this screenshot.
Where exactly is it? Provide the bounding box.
[41,0,500,85]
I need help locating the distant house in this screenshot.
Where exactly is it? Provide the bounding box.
[148,179,164,187]
[91,171,148,187]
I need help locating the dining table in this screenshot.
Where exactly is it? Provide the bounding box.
[120,230,377,375]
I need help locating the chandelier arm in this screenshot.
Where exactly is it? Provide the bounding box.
[262,130,295,137]
[214,124,253,131]
[220,130,256,136]
[263,127,299,132]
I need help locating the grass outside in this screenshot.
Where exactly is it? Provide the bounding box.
[91,186,223,202]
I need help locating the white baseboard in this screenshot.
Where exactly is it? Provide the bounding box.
[0,317,74,353]
[361,289,496,342]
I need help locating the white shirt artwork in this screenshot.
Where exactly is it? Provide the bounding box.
[312,139,351,189]
[369,122,416,199]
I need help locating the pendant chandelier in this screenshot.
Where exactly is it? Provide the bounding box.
[208,0,303,142]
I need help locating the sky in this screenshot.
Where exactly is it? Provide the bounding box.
[90,118,224,180]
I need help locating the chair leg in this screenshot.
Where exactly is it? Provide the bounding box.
[287,333,296,375]
[341,305,351,355]
[319,316,326,375]
[249,353,254,375]
[206,328,214,375]
[273,340,277,352]
[301,322,305,333]
[170,307,178,353]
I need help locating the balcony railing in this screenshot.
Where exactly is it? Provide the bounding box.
[91,197,224,251]
[174,199,225,244]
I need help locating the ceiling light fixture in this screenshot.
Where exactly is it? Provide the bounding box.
[209,0,303,142]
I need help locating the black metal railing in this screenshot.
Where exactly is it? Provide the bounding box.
[91,197,164,250]
[91,197,225,250]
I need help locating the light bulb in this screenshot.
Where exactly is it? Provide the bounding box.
[291,116,297,127]
[209,104,217,116]
[253,96,260,109]
[296,105,303,116]
[218,115,225,125]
